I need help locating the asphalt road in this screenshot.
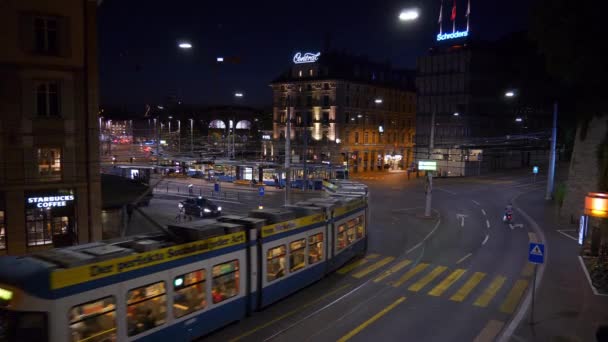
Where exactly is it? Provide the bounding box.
[193,170,549,342]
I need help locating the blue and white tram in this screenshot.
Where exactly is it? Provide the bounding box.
[0,195,367,342]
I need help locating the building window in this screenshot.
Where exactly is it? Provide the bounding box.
[36,81,60,117]
[0,211,5,250]
[345,96,350,107]
[37,147,61,179]
[308,69,314,76]
[323,95,330,107]
[306,96,312,107]
[70,297,116,342]
[344,112,350,124]
[308,233,323,264]
[173,269,206,318]
[306,84,312,91]
[364,132,369,144]
[212,260,239,304]
[298,70,303,77]
[267,245,286,282]
[26,210,69,246]
[126,282,166,336]
[289,239,306,272]
[322,112,329,125]
[34,17,58,55]
[323,83,329,90]
[354,132,359,144]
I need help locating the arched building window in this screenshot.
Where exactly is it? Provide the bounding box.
[209,120,226,129]
[236,120,251,129]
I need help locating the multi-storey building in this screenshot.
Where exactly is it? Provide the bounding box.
[270,51,416,173]
[0,0,102,255]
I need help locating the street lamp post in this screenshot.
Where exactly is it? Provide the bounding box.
[189,118,194,154]
[285,102,292,205]
[424,111,436,218]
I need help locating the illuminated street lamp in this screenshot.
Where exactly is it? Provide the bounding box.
[374,98,383,104]
[585,192,608,218]
[234,92,244,98]
[399,9,419,21]
[178,42,192,49]
[515,117,523,123]
[453,112,460,117]
[505,91,515,97]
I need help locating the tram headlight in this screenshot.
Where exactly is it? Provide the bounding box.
[217,206,222,211]
[204,208,211,213]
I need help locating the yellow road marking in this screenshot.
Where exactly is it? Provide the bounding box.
[473,275,506,307]
[450,272,486,302]
[352,257,395,279]
[428,269,467,297]
[408,266,448,292]
[528,232,539,243]
[338,259,369,275]
[473,320,505,342]
[499,279,529,314]
[521,263,534,277]
[336,296,406,342]
[392,263,429,287]
[374,259,412,283]
[228,283,352,342]
[367,253,380,259]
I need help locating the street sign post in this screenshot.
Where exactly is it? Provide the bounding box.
[214,183,220,193]
[528,242,545,325]
[418,160,437,171]
[533,166,539,183]
[259,186,265,196]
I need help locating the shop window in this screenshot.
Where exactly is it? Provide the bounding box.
[173,269,206,318]
[212,260,239,304]
[0,211,4,250]
[70,296,116,342]
[126,282,166,337]
[289,239,306,272]
[267,245,286,282]
[26,211,69,246]
[35,81,60,117]
[37,147,61,179]
[308,233,323,264]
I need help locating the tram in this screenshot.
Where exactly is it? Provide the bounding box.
[0,193,368,341]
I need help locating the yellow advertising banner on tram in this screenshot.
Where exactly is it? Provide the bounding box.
[261,213,325,238]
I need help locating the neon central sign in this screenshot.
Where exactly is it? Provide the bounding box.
[293,52,320,64]
[436,30,469,41]
[28,195,75,208]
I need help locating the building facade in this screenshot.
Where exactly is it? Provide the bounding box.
[0,0,102,255]
[270,51,416,173]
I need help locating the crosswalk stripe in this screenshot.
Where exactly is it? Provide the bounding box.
[521,263,534,277]
[392,263,429,287]
[367,253,380,259]
[450,272,486,302]
[473,320,505,342]
[408,266,448,292]
[428,269,467,297]
[338,259,368,275]
[473,275,507,307]
[352,257,395,279]
[499,279,529,314]
[374,259,412,283]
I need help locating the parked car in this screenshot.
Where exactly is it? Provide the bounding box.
[179,197,222,218]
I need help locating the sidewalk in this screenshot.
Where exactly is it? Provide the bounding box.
[507,188,608,342]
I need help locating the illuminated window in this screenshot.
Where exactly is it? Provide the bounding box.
[308,69,314,76]
[212,260,239,304]
[126,282,166,336]
[173,269,206,318]
[336,224,347,251]
[298,70,303,77]
[37,147,61,179]
[235,120,251,129]
[355,216,365,239]
[364,132,369,144]
[36,81,60,117]
[70,297,116,342]
[0,211,4,250]
[267,245,286,282]
[34,17,58,55]
[26,211,69,246]
[354,132,359,144]
[208,120,226,129]
[289,239,306,272]
[308,233,323,264]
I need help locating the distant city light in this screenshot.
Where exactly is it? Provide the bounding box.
[357,114,363,118]
[374,98,383,104]
[178,42,192,49]
[505,91,515,97]
[217,57,224,62]
[453,112,460,116]
[399,9,419,21]
[336,138,341,144]
[157,105,164,110]
[378,125,384,133]
[515,117,523,122]
[234,92,244,97]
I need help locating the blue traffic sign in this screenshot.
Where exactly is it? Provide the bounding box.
[259,186,265,196]
[533,166,539,174]
[214,183,220,192]
[528,243,545,264]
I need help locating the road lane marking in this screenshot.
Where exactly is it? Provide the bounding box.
[521,263,534,277]
[473,320,505,342]
[405,217,441,254]
[408,266,448,292]
[456,252,473,264]
[450,272,486,302]
[472,200,481,206]
[336,296,406,342]
[373,259,412,283]
[486,219,491,228]
[428,269,467,297]
[556,229,578,242]
[436,187,456,195]
[528,232,539,243]
[338,259,369,275]
[392,263,429,287]
[481,209,487,216]
[500,279,529,314]
[353,257,395,279]
[482,234,489,245]
[473,275,506,307]
[228,283,352,342]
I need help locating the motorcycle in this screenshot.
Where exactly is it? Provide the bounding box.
[503,211,513,223]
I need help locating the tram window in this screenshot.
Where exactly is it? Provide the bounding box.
[267,245,286,282]
[126,282,166,337]
[174,269,207,318]
[346,217,357,244]
[336,224,347,251]
[212,260,240,304]
[289,239,306,272]
[308,233,324,264]
[355,216,365,239]
[69,296,116,342]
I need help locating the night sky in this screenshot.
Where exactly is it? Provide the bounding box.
[98,0,532,109]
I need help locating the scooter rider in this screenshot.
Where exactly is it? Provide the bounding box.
[504,203,514,222]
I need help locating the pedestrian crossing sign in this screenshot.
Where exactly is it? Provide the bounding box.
[528,243,545,264]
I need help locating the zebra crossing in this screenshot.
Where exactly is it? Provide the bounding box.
[338,254,531,314]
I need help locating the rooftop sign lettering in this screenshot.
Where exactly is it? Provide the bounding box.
[293,52,321,64]
[436,30,469,41]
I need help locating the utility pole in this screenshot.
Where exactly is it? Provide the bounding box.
[155,118,160,166]
[424,112,435,217]
[545,102,558,200]
[285,105,291,205]
[190,119,193,154]
[302,126,308,191]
